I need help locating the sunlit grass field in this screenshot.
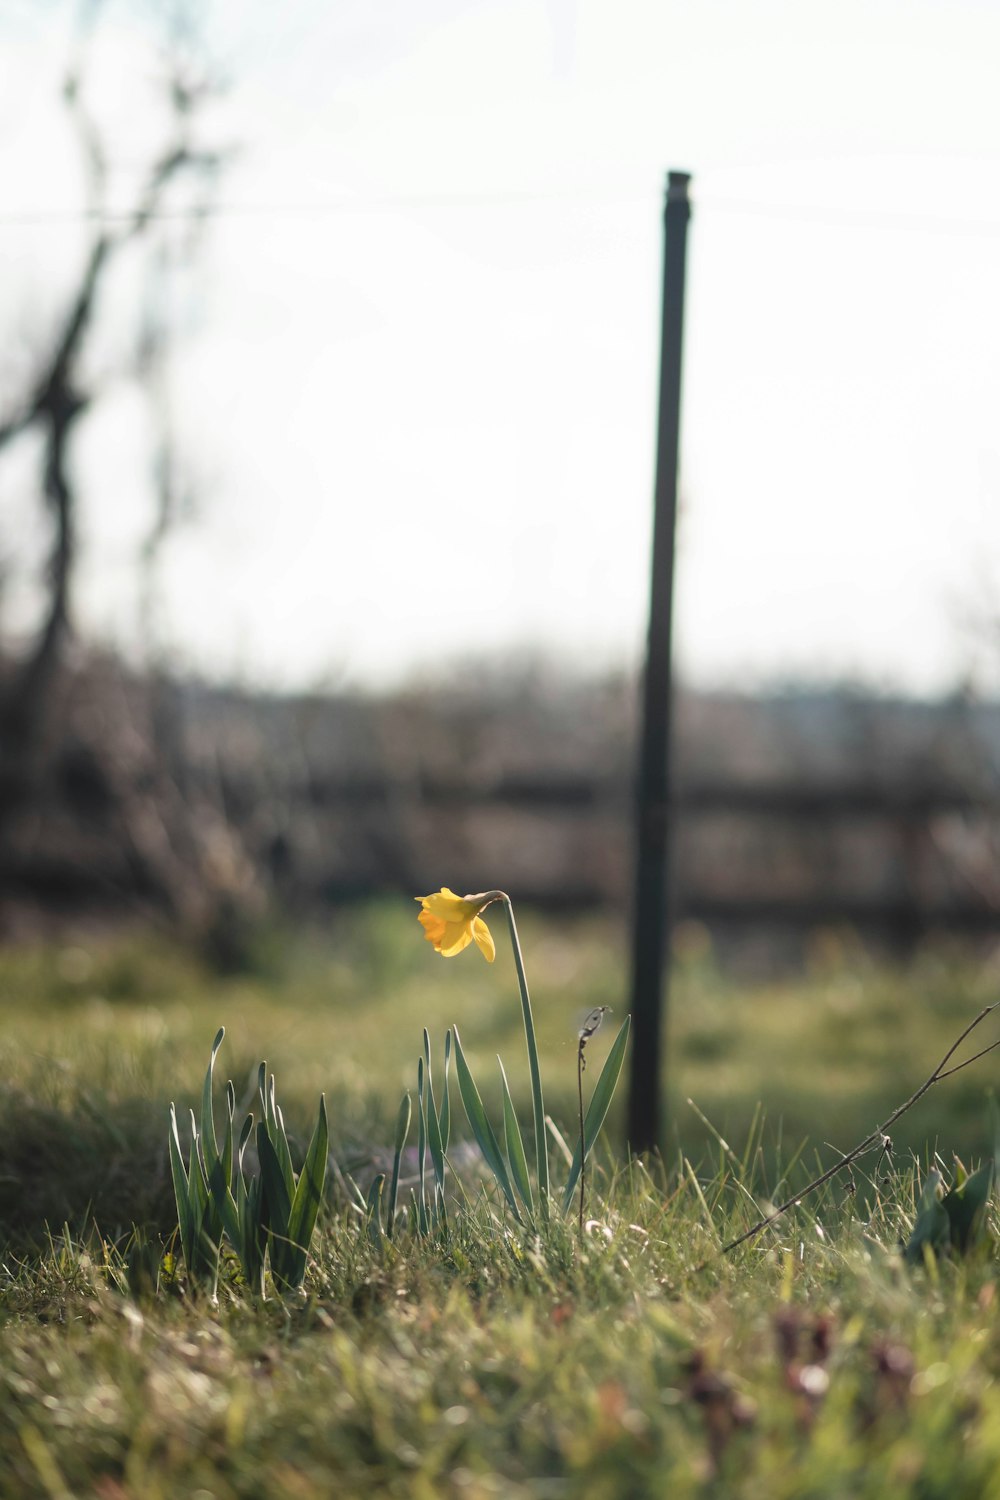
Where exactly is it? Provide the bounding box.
[2,903,1000,1498]
[1,902,996,1247]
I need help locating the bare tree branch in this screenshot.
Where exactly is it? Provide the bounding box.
[0,23,225,742]
[700,999,1000,1263]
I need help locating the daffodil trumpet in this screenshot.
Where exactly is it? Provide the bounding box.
[416,887,550,1208]
[415,888,504,962]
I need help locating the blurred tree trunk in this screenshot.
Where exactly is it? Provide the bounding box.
[0,32,225,758]
[0,9,253,950]
[0,235,103,745]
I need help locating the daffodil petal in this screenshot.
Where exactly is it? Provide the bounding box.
[416,887,503,960]
[418,910,447,946]
[422,889,481,922]
[438,921,474,957]
[472,915,495,963]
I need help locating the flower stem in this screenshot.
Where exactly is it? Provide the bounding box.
[501,895,549,1207]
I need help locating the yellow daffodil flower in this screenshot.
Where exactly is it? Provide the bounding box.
[415,887,501,962]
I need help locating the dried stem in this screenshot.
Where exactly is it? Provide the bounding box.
[578,1040,586,1237]
[713,1000,1000,1260]
[577,1006,609,1238]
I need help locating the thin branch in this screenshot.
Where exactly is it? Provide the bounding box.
[0,36,226,750]
[936,1037,1000,1081]
[708,999,1000,1261]
[0,407,34,453]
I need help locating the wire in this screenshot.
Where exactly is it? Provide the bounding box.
[0,187,999,236]
[0,185,652,227]
[693,193,1000,238]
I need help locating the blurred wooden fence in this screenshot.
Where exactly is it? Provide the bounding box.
[265,770,999,943]
[3,662,999,953]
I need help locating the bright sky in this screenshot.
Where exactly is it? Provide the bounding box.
[2,0,1000,693]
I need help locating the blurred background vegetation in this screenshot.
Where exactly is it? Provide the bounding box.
[1,904,996,1253]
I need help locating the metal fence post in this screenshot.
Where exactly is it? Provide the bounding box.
[627,170,692,1155]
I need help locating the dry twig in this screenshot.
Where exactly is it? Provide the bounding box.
[711,1000,1000,1260]
[578,1006,610,1236]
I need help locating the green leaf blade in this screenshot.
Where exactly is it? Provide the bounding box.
[562,1016,631,1214]
[387,1091,411,1240]
[417,1057,429,1234]
[439,1029,452,1153]
[168,1104,194,1268]
[425,1063,447,1195]
[499,1058,534,1217]
[200,1027,225,1178]
[941,1160,995,1255]
[284,1095,330,1289]
[367,1173,386,1245]
[257,1120,294,1284]
[453,1028,522,1223]
[208,1157,242,1253]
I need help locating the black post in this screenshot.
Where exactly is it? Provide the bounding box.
[627,170,692,1155]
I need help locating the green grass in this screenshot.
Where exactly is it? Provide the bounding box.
[1,904,1000,1496]
[3,1160,1000,1497]
[0,904,994,1246]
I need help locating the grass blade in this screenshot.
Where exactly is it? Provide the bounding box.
[545,1115,574,1169]
[367,1173,386,1245]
